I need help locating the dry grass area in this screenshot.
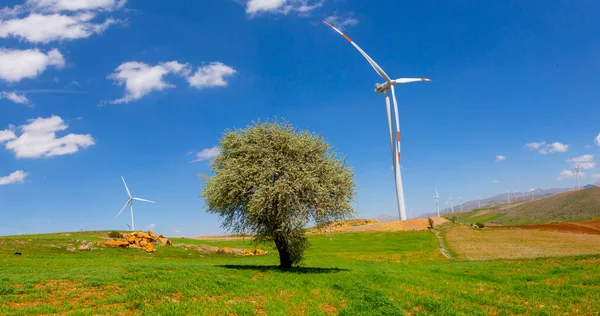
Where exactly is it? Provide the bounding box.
[445,225,600,260]
[343,217,447,233]
[490,220,600,235]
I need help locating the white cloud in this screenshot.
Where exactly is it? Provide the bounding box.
[492,180,499,183]
[0,170,27,185]
[0,91,31,106]
[109,61,236,103]
[0,13,119,43]
[245,0,323,16]
[567,154,595,170]
[525,141,546,150]
[542,142,568,154]
[188,62,236,89]
[557,170,575,180]
[26,0,127,12]
[0,129,17,142]
[0,115,95,158]
[108,61,190,104]
[0,48,64,83]
[146,223,156,230]
[495,155,506,162]
[193,146,220,162]
[526,141,568,154]
[595,133,600,147]
[324,12,358,31]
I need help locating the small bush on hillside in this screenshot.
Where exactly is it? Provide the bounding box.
[450,216,457,224]
[108,231,121,238]
[475,222,485,229]
[427,217,435,229]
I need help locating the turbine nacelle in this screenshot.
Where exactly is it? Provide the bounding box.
[375,78,432,93]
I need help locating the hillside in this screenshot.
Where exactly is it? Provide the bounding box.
[446,187,600,225]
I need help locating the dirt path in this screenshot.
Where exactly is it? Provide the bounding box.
[431,228,452,260]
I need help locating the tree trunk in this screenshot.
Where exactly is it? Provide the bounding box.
[274,236,292,268]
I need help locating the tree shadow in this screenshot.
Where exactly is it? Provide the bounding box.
[217,264,349,274]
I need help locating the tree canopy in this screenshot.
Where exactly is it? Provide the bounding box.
[201,120,355,267]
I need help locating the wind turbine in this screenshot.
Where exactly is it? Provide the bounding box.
[575,164,581,190]
[324,21,431,221]
[434,187,440,218]
[116,176,156,231]
[459,197,463,212]
[125,222,131,230]
[450,196,455,213]
[477,196,481,208]
[506,191,510,203]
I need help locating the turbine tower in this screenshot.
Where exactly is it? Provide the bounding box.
[575,164,581,190]
[450,196,455,213]
[507,191,510,203]
[478,196,481,208]
[117,176,156,231]
[434,187,440,218]
[324,21,431,220]
[459,197,463,212]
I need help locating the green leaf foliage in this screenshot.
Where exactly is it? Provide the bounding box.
[201,120,355,267]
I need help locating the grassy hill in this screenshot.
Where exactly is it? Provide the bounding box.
[446,187,600,225]
[3,229,600,314]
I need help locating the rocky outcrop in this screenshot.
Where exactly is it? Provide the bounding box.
[103,230,171,253]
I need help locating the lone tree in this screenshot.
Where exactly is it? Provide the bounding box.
[202,120,355,268]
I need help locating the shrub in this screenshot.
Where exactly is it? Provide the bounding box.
[108,231,121,238]
[427,217,435,229]
[450,216,457,224]
[475,222,485,229]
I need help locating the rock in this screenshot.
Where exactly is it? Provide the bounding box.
[78,242,92,251]
[156,237,172,246]
[66,247,76,252]
[103,230,171,252]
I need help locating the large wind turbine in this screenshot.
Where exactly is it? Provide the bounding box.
[117,176,156,231]
[434,188,440,218]
[324,21,431,221]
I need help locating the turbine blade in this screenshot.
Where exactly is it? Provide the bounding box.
[394,78,431,84]
[116,200,131,218]
[132,197,156,204]
[324,21,391,82]
[121,176,132,198]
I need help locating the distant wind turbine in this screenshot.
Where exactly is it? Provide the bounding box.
[507,191,510,203]
[116,176,156,231]
[450,196,455,213]
[434,187,440,218]
[459,197,463,212]
[323,21,431,221]
[125,222,131,230]
[575,164,581,190]
[477,196,481,208]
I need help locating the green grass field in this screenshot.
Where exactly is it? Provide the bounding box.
[2,229,600,315]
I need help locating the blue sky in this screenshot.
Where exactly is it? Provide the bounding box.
[1,0,599,236]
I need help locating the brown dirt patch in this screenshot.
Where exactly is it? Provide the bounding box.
[490,220,600,235]
[250,272,265,281]
[342,217,447,233]
[6,280,122,311]
[446,225,600,260]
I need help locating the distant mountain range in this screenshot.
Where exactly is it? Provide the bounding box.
[417,182,600,219]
